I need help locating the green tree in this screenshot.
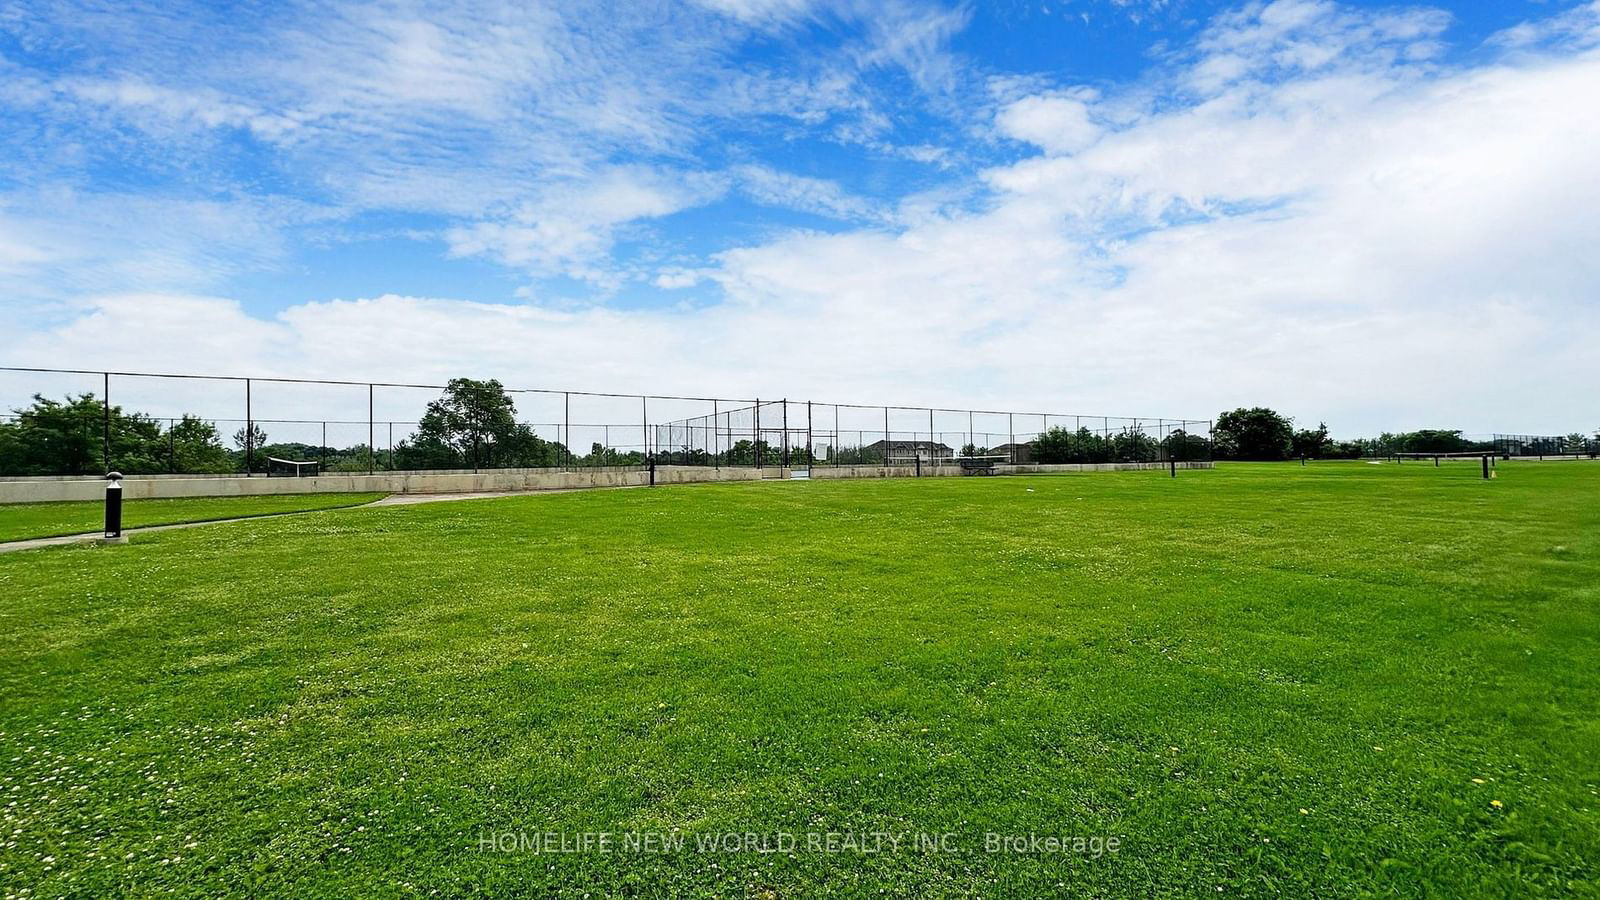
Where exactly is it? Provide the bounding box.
[1034,426,1105,463]
[1111,429,1159,462]
[1291,422,1331,459]
[168,416,233,473]
[1395,430,1472,454]
[0,393,168,475]
[1162,428,1212,460]
[232,423,269,451]
[0,393,103,474]
[1214,408,1294,460]
[409,378,561,469]
[1032,426,1074,463]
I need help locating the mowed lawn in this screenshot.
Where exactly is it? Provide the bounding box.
[0,493,388,543]
[1,464,1597,896]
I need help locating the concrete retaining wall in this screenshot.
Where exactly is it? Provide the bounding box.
[0,460,1212,504]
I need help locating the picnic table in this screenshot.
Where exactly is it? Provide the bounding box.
[957,455,1006,476]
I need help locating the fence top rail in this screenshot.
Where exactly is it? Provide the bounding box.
[0,366,753,405]
[2,366,1210,428]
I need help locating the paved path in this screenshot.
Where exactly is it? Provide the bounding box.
[0,488,617,554]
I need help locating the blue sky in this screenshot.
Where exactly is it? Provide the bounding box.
[2,0,1598,434]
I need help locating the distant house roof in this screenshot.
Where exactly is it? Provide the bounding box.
[866,439,954,452]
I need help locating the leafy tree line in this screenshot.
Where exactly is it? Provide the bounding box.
[1027,426,1210,464]
[1210,408,1600,461]
[1211,407,1465,460]
[0,379,583,477]
[0,394,235,476]
[7,384,1594,475]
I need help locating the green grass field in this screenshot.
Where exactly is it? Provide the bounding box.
[1,463,1596,896]
[0,493,388,543]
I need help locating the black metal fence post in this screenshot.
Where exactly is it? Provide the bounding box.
[806,400,812,475]
[244,377,253,477]
[782,399,789,468]
[564,391,571,470]
[367,383,374,475]
[102,372,110,474]
[754,398,761,468]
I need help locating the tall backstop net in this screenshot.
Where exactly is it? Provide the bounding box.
[655,399,1213,469]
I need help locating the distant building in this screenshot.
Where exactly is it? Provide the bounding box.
[866,439,955,460]
[991,441,1035,463]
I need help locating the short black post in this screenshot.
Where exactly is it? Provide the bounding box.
[1482,454,1490,480]
[915,456,921,478]
[1170,458,1176,478]
[649,457,656,487]
[104,472,123,539]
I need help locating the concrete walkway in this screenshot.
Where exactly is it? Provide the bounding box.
[0,488,612,554]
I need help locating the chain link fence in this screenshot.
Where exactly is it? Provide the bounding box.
[0,367,1213,477]
[1490,433,1600,459]
[655,400,1212,468]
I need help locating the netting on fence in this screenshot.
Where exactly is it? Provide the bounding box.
[657,400,1214,469]
[1492,434,1599,459]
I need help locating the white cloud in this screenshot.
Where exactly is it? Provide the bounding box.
[59,77,299,139]
[0,190,327,305]
[995,91,1103,155]
[690,0,819,27]
[653,268,707,289]
[4,1,1600,437]
[443,167,725,285]
[733,164,887,222]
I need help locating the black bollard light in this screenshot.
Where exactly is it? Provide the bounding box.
[104,471,124,539]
